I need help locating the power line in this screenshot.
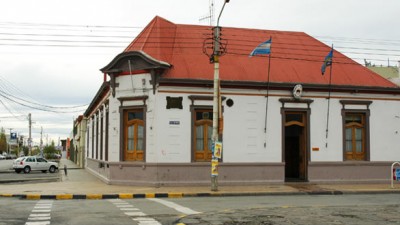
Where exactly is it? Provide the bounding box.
[0,21,398,66]
[0,76,88,114]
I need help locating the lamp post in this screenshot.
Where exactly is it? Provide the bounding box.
[211,0,230,192]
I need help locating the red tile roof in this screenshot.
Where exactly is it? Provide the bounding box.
[124,16,398,88]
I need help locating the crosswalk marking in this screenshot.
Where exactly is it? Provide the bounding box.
[28,217,51,221]
[147,198,200,215]
[124,212,147,216]
[120,208,140,211]
[29,214,51,217]
[32,210,51,213]
[25,222,50,225]
[109,199,161,225]
[25,200,53,225]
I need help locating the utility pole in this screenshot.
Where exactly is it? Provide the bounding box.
[40,127,43,147]
[40,126,43,156]
[211,0,230,192]
[28,113,32,156]
[7,128,13,155]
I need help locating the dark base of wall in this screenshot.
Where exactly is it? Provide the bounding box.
[86,159,284,186]
[308,161,393,184]
[86,159,394,186]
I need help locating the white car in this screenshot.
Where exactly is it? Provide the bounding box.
[0,155,5,160]
[13,156,58,174]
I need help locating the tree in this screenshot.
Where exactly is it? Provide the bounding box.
[0,128,7,153]
[21,146,29,156]
[43,140,58,159]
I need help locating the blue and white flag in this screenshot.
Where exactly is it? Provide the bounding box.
[250,38,272,57]
[321,48,333,75]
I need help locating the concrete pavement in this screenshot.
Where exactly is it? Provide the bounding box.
[1,159,400,200]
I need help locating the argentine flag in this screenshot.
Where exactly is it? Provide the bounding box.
[250,38,272,57]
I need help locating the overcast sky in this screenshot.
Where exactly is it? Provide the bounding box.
[0,0,399,146]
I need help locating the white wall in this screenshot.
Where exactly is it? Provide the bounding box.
[99,73,400,164]
[107,96,120,162]
[309,97,343,162]
[223,95,281,162]
[370,100,400,161]
[147,92,192,163]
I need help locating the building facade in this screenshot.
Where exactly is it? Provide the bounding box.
[72,115,87,168]
[83,16,400,186]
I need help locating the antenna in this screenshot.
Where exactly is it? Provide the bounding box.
[199,0,215,26]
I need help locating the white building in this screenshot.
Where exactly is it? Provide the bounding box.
[83,17,400,186]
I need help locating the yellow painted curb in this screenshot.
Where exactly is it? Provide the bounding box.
[56,194,73,200]
[86,194,102,199]
[168,192,183,198]
[119,193,133,199]
[145,193,155,198]
[0,194,13,197]
[26,194,41,200]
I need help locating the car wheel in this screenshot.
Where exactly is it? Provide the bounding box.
[49,166,56,173]
[15,169,22,173]
[23,166,31,174]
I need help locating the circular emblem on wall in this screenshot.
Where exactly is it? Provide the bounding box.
[293,84,303,100]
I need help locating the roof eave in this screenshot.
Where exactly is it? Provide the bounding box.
[158,78,400,94]
[100,50,171,74]
[83,82,110,117]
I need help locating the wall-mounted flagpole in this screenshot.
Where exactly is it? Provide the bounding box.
[322,45,334,148]
[249,38,272,137]
[264,37,272,134]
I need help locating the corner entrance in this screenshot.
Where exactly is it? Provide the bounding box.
[284,111,308,182]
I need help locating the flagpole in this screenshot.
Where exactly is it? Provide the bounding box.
[264,36,272,134]
[325,45,333,148]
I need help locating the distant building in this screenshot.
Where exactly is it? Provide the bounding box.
[366,60,400,86]
[73,115,87,168]
[83,16,400,186]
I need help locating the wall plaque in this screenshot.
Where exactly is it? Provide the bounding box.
[166,96,183,109]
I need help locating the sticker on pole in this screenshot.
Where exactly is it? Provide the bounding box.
[395,168,400,181]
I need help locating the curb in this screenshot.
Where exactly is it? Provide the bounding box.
[0,177,60,184]
[1,189,399,200]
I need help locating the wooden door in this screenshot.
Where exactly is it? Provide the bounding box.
[124,110,144,161]
[284,112,307,181]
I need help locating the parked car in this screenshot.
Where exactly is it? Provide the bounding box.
[5,154,17,160]
[0,155,5,160]
[46,153,61,159]
[12,156,58,174]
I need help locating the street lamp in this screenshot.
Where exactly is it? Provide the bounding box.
[211,0,230,192]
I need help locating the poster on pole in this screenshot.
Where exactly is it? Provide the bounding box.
[211,159,219,177]
[213,141,222,159]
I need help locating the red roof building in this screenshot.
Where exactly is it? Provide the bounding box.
[84,16,400,186]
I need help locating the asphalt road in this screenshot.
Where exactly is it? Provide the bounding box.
[0,194,399,225]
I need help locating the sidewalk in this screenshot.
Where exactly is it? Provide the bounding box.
[1,159,400,200]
